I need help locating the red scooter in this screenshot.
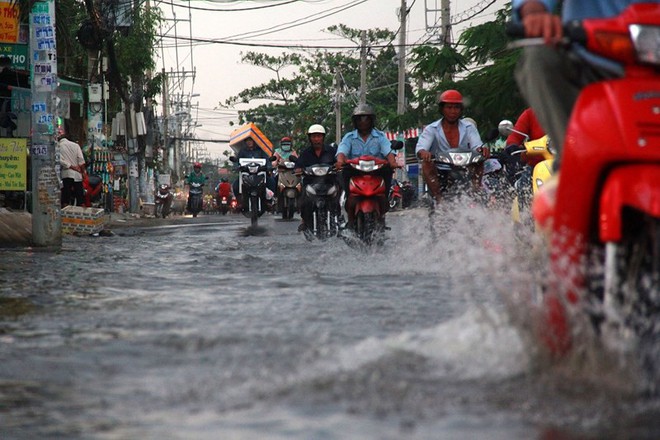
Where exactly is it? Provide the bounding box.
[522,4,660,357]
[344,155,391,246]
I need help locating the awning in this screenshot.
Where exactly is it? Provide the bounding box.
[57,78,84,103]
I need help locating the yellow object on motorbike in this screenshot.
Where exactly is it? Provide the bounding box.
[511,135,555,228]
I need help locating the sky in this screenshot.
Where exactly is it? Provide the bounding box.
[156,0,509,160]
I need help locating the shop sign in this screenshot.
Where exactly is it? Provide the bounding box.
[0,138,27,190]
[0,43,27,69]
[0,1,19,44]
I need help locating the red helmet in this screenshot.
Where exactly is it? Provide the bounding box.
[438,89,463,105]
[193,162,202,169]
[281,136,292,143]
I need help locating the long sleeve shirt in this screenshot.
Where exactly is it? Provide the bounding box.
[415,118,482,157]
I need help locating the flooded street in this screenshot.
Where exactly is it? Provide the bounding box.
[1,207,659,439]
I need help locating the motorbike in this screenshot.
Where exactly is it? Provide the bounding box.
[232,157,269,227]
[216,183,233,215]
[431,146,487,203]
[388,179,403,211]
[497,124,555,229]
[344,155,392,246]
[300,163,340,240]
[277,159,301,220]
[510,4,660,358]
[187,181,204,218]
[154,183,173,218]
[400,180,416,209]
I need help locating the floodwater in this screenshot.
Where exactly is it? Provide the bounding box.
[1,205,659,439]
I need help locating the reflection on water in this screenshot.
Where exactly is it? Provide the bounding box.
[0,209,659,439]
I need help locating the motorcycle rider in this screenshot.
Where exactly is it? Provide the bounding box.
[185,162,207,212]
[272,136,298,168]
[294,124,338,232]
[415,89,485,203]
[335,104,398,229]
[232,136,276,202]
[215,177,233,204]
[512,0,642,168]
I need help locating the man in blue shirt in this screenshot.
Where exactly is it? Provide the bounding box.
[415,89,483,203]
[513,0,642,165]
[335,104,399,228]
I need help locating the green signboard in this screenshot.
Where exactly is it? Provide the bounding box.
[0,43,28,70]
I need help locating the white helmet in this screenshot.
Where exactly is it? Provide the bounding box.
[307,124,326,135]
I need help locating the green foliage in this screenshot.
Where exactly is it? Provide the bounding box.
[225,5,527,144]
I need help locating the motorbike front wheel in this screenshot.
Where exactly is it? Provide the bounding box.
[598,211,660,340]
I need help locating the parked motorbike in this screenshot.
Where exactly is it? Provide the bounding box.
[301,163,340,240]
[388,179,403,211]
[187,181,204,218]
[154,183,173,218]
[510,4,660,358]
[400,181,416,209]
[231,157,269,227]
[277,159,301,220]
[344,155,392,246]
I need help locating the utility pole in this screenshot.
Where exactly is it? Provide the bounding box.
[30,0,60,247]
[442,0,452,49]
[334,71,341,144]
[359,30,367,105]
[397,0,407,115]
[397,0,409,183]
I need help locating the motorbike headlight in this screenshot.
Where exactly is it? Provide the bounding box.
[248,165,259,173]
[630,24,660,66]
[535,178,544,189]
[327,185,337,196]
[306,185,317,196]
[356,160,378,172]
[311,166,329,176]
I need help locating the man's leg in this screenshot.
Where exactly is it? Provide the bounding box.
[421,161,442,203]
[515,46,581,162]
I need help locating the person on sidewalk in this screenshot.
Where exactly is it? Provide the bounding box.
[59,133,86,208]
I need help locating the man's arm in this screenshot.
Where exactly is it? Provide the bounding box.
[415,126,434,162]
[515,0,562,43]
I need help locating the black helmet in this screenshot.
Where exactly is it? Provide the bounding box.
[221,177,228,182]
[351,103,375,129]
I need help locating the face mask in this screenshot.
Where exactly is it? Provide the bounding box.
[281,143,291,152]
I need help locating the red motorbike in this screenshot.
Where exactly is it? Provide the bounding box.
[388,179,403,211]
[522,4,660,357]
[344,155,391,246]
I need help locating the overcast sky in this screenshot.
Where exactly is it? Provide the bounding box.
[156,0,508,159]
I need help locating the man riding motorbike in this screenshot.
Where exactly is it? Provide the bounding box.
[294,124,338,232]
[185,162,207,215]
[232,136,276,209]
[512,0,644,169]
[415,90,486,204]
[335,104,398,230]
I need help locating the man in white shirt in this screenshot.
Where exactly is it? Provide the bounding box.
[59,133,86,208]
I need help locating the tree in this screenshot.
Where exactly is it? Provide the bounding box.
[224,25,410,146]
[409,5,527,135]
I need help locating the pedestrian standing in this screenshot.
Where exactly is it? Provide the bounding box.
[59,133,86,208]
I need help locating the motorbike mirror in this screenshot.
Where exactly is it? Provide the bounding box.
[498,120,514,136]
[269,156,277,162]
[390,140,404,150]
[229,156,237,163]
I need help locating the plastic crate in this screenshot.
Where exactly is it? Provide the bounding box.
[61,206,106,235]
